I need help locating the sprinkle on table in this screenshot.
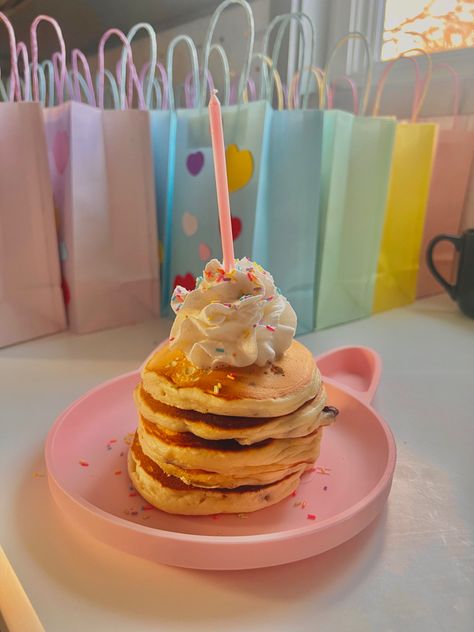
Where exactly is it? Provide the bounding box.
[307,514,317,520]
[323,486,328,491]
[32,472,45,478]
[79,460,89,467]
[128,492,138,497]
[114,470,122,476]
[301,500,307,509]
[316,466,332,475]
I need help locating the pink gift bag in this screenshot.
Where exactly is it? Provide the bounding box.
[417,65,474,298]
[0,13,66,347]
[37,21,159,333]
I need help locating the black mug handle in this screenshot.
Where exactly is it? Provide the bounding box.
[426,234,462,300]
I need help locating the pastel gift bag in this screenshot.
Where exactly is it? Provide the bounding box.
[315,33,397,330]
[0,13,66,347]
[253,13,324,334]
[373,52,438,313]
[40,22,159,333]
[162,0,268,311]
[417,65,474,297]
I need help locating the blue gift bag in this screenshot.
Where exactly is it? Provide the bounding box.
[253,13,323,334]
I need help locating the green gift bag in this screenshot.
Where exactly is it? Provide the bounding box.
[315,33,396,329]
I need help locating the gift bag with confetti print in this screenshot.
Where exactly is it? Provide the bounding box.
[160,1,268,312]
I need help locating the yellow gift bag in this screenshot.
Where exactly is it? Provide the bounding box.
[373,52,438,312]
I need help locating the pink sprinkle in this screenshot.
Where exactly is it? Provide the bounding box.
[79,460,89,467]
[108,439,117,444]
[307,514,317,520]
[114,470,122,476]
[291,491,297,497]
[266,325,276,332]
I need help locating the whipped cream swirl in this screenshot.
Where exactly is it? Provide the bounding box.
[169,258,297,369]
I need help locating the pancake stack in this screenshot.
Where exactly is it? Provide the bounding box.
[128,338,338,515]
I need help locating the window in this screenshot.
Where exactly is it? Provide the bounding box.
[381,0,474,60]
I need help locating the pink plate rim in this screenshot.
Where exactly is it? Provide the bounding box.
[45,371,396,544]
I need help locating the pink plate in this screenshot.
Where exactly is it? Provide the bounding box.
[45,345,396,570]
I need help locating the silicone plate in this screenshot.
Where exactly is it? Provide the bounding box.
[45,346,396,570]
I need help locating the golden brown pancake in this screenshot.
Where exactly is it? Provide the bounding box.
[141,339,320,417]
[128,433,305,515]
[134,384,330,444]
[137,414,321,481]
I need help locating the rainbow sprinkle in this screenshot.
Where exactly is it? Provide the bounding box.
[213,383,222,395]
[266,325,276,332]
[79,460,89,467]
[226,373,235,380]
[215,347,225,353]
[307,514,317,520]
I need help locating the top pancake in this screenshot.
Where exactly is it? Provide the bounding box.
[141,339,320,417]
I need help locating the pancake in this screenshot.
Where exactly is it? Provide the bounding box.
[141,339,320,417]
[135,384,330,444]
[128,433,305,515]
[137,414,321,475]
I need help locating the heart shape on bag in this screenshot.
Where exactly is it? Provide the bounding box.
[53,130,70,175]
[231,216,242,241]
[226,144,253,192]
[174,273,196,292]
[182,212,198,236]
[199,242,211,261]
[186,151,204,176]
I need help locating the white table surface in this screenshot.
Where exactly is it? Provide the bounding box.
[1,295,473,632]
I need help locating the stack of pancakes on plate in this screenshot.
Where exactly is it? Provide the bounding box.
[128,339,338,515]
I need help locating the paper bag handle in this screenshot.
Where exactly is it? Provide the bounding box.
[248,53,284,110]
[327,76,359,113]
[98,28,145,109]
[288,66,325,110]
[139,62,168,110]
[0,12,20,100]
[30,15,67,104]
[372,49,432,122]
[166,34,200,111]
[16,42,31,101]
[185,69,215,108]
[120,23,157,109]
[322,32,372,114]
[71,48,96,106]
[200,0,254,107]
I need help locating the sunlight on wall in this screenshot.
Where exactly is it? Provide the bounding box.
[382,0,474,60]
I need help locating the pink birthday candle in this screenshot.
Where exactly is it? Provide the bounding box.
[209,89,234,272]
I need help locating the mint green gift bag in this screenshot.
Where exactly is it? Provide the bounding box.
[315,33,396,329]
